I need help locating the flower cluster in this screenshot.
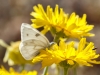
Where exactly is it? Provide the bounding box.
[0,66,37,75]
[30,4,100,75]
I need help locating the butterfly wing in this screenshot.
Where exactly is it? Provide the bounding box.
[21,23,49,46]
[20,23,50,60]
[20,39,47,60]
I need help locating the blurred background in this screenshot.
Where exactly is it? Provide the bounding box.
[0,0,100,75]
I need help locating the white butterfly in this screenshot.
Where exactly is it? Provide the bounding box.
[20,23,50,60]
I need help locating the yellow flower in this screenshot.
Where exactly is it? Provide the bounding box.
[0,66,37,75]
[0,40,32,66]
[32,38,100,68]
[31,4,94,39]
[31,4,67,34]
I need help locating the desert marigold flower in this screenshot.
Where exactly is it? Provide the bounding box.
[32,38,100,68]
[31,4,67,34]
[0,40,32,66]
[0,66,37,75]
[31,4,94,39]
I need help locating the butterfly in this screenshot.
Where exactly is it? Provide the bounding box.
[19,23,50,60]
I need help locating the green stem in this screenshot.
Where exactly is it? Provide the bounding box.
[64,67,68,75]
[56,65,60,75]
[20,64,25,72]
[43,67,48,75]
[73,67,77,75]
[54,35,60,43]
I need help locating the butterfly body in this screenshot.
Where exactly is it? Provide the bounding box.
[20,23,50,60]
